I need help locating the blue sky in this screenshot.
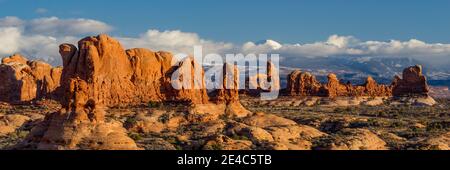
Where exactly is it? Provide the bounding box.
[1,0,450,69]
[1,0,450,43]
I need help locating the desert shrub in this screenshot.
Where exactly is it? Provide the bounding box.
[208,143,223,150]
[124,116,137,126]
[128,132,143,141]
[158,113,172,123]
[148,101,162,108]
[427,121,450,131]
[230,134,250,141]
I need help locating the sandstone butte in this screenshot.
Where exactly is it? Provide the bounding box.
[392,65,430,97]
[286,65,429,98]
[0,54,62,103]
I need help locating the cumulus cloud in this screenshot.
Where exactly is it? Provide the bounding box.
[0,16,449,69]
[27,17,112,36]
[0,27,21,55]
[0,16,112,36]
[0,16,112,64]
[118,29,233,55]
[0,16,24,27]
[240,35,450,67]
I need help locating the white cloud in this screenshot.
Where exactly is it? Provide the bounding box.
[0,27,21,55]
[35,8,48,14]
[26,17,112,36]
[0,16,449,69]
[0,16,112,36]
[118,29,233,55]
[240,35,450,66]
[0,16,23,27]
[0,16,110,64]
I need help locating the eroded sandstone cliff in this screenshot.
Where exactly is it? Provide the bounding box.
[0,54,62,103]
[286,65,427,98]
[20,34,216,149]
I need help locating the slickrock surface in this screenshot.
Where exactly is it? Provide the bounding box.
[0,54,62,103]
[314,128,387,150]
[0,114,30,136]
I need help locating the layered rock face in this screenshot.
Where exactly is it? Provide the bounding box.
[325,73,351,97]
[0,54,62,102]
[216,63,240,104]
[59,35,209,107]
[286,70,391,98]
[325,74,392,98]
[392,65,429,97]
[167,56,209,104]
[363,76,393,97]
[287,70,324,96]
[210,63,252,118]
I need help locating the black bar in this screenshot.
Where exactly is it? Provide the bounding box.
[0,151,448,169]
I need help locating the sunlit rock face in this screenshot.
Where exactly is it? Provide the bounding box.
[392,65,430,97]
[0,54,62,103]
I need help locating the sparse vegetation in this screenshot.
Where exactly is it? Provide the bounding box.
[244,98,450,150]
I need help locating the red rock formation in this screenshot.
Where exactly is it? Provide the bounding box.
[287,70,325,96]
[363,76,392,97]
[216,63,240,104]
[324,73,350,98]
[166,56,209,104]
[59,34,209,107]
[245,61,281,97]
[286,71,392,98]
[208,63,251,118]
[0,54,62,102]
[392,65,429,97]
[126,48,173,102]
[23,34,211,150]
